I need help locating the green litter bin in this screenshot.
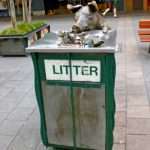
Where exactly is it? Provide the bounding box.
[26,30,117,150]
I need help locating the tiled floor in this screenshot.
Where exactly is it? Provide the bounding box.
[0,13,150,150]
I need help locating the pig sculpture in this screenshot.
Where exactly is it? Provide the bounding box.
[67,1,104,33]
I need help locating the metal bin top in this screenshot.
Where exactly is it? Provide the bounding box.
[26,29,118,53]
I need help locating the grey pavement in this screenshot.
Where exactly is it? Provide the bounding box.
[0,13,150,150]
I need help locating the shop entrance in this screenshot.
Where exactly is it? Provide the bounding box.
[133,0,143,10]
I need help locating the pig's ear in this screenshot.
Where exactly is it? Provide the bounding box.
[67,4,82,13]
[88,1,98,12]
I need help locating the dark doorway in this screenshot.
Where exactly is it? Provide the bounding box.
[133,0,143,10]
[43,0,59,14]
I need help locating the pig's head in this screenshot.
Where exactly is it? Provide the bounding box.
[67,1,104,33]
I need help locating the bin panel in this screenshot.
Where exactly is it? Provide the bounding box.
[74,87,105,150]
[31,52,116,150]
[41,81,73,147]
[38,53,106,87]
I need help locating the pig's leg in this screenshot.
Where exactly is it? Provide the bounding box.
[102,8,110,16]
[102,2,111,16]
[113,0,118,17]
[113,7,117,17]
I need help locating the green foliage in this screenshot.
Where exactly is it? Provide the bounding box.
[32,21,46,28]
[0,21,46,36]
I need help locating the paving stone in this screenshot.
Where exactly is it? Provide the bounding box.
[127,118,150,134]
[115,88,126,95]
[18,95,36,109]
[127,94,149,106]
[3,80,22,89]
[114,126,126,144]
[127,85,146,95]
[0,120,24,136]
[115,81,126,92]
[115,111,126,127]
[127,67,143,74]
[126,54,139,60]
[24,110,40,130]
[0,135,14,150]
[10,71,31,81]
[0,113,9,123]
[127,135,150,150]
[115,94,126,111]
[115,73,126,82]
[7,108,34,121]
[127,78,145,86]
[113,144,125,150]
[3,90,27,102]
[0,101,17,113]
[116,63,126,70]
[126,72,143,79]
[144,72,150,82]
[0,86,13,97]
[128,106,150,118]
[0,77,6,84]
[0,64,20,72]
[116,60,126,66]
[36,143,47,150]
[127,81,145,89]
[146,82,150,93]
[7,127,41,150]
[13,84,32,93]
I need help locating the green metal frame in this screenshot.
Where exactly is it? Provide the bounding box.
[31,52,116,150]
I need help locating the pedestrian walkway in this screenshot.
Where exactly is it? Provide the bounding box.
[114,14,150,150]
[0,13,150,150]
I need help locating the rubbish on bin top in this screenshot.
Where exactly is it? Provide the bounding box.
[57,30,106,47]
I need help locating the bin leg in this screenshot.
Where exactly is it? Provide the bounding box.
[46,147,54,150]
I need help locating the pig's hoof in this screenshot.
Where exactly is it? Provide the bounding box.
[113,14,118,18]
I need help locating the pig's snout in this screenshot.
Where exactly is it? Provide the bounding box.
[72,25,81,33]
[72,25,90,33]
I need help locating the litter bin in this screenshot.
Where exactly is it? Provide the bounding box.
[26,30,117,150]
